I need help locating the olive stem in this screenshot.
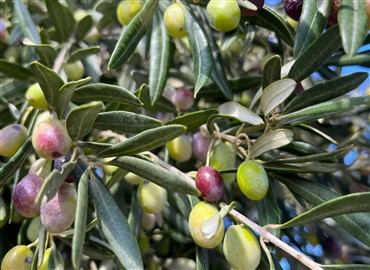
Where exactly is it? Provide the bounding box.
[221,203,324,270]
[52,37,75,73]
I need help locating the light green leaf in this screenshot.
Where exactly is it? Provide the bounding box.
[30,61,65,111]
[72,83,142,107]
[183,6,213,96]
[68,46,100,63]
[75,14,93,41]
[278,96,370,126]
[260,79,296,116]
[23,42,57,68]
[167,109,218,132]
[219,101,264,125]
[109,156,200,196]
[72,171,89,269]
[93,111,161,134]
[13,1,41,44]
[275,175,370,247]
[250,129,294,159]
[90,173,143,270]
[149,11,171,105]
[339,0,368,56]
[56,77,91,119]
[36,162,76,204]
[288,25,341,82]
[262,55,281,89]
[283,72,368,114]
[45,0,75,42]
[108,0,158,69]
[97,124,186,157]
[0,60,33,81]
[293,0,330,57]
[66,101,105,142]
[279,192,370,228]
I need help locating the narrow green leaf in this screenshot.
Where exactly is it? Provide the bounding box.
[68,46,101,63]
[264,162,338,174]
[49,245,64,270]
[275,175,370,247]
[260,79,296,116]
[279,192,370,228]
[327,52,370,67]
[97,124,186,157]
[293,0,331,57]
[56,77,91,119]
[109,156,200,196]
[256,188,280,238]
[242,5,294,46]
[23,42,57,68]
[167,192,195,219]
[167,109,218,132]
[36,162,76,204]
[135,84,176,113]
[72,171,89,269]
[283,72,368,114]
[202,8,233,100]
[13,1,41,44]
[30,61,65,111]
[322,265,370,270]
[183,6,213,96]
[262,55,281,89]
[93,111,161,134]
[288,25,341,82]
[75,14,93,41]
[219,101,264,125]
[72,83,142,107]
[196,245,209,270]
[0,138,32,185]
[45,0,75,42]
[250,129,294,159]
[66,101,105,142]
[0,60,33,81]
[338,0,368,56]
[278,96,370,126]
[108,0,158,69]
[149,11,171,105]
[89,174,143,270]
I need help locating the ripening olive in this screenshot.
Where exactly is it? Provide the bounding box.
[0,124,28,157]
[163,3,187,38]
[171,88,194,110]
[1,245,33,270]
[26,83,49,110]
[138,180,167,214]
[188,201,224,249]
[223,225,261,270]
[237,160,269,201]
[195,166,225,202]
[207,0,241,33]
[192,131,211,162]
[167,135,192,162]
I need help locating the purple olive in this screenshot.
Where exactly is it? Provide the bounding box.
[195,166,226,202]
[283,0,303,21]
[192,132,211,162]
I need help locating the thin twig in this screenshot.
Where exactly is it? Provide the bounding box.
[221,203,324,270]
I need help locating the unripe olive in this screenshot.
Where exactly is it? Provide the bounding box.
[0,124,28,157]
[116,0,142,26]
[237,160,269,200]
[84,26,100,43]
[1,245,33,270]
[37,248,51,270]
[210,141,237,186]
[240,0,264,16]
[0,196,9,229]
[223,225,261,270]
[138,180,167,214]
[167,135,192,162]
[63,60,84,81]
[32,119,72,160]
[26,83,49,110]
[283,0,302,21]
[73,9,89,21]
[125,172,145,185]
[141,212,156,231]
[13,174,44,218]
[192,132,211,162]
[26,216,40,242]
[4,47,20,62]
[188,201,224,249]
[195,166,225,202]
[207,0,241,33]
[171,88,194,110]
[163,3,187,38]
[40,183,77,233]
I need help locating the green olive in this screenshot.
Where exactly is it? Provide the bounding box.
[26,83,49,110]
[163,3,187,38]
[206,0,241,33]
[237,160,269,200]
[167,135,192,162]
[223,225,261,270]
[0,196,9,229]
[63,60,84,81]
[125,172,144,185]
[138,180,167,214]
[37,248,51,270]
[116,0,142,26]
[210,141,237,186]
[1,245,33,270]
[0,124,28,157]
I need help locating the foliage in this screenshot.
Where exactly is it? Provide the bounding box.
[0,0,369,269]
